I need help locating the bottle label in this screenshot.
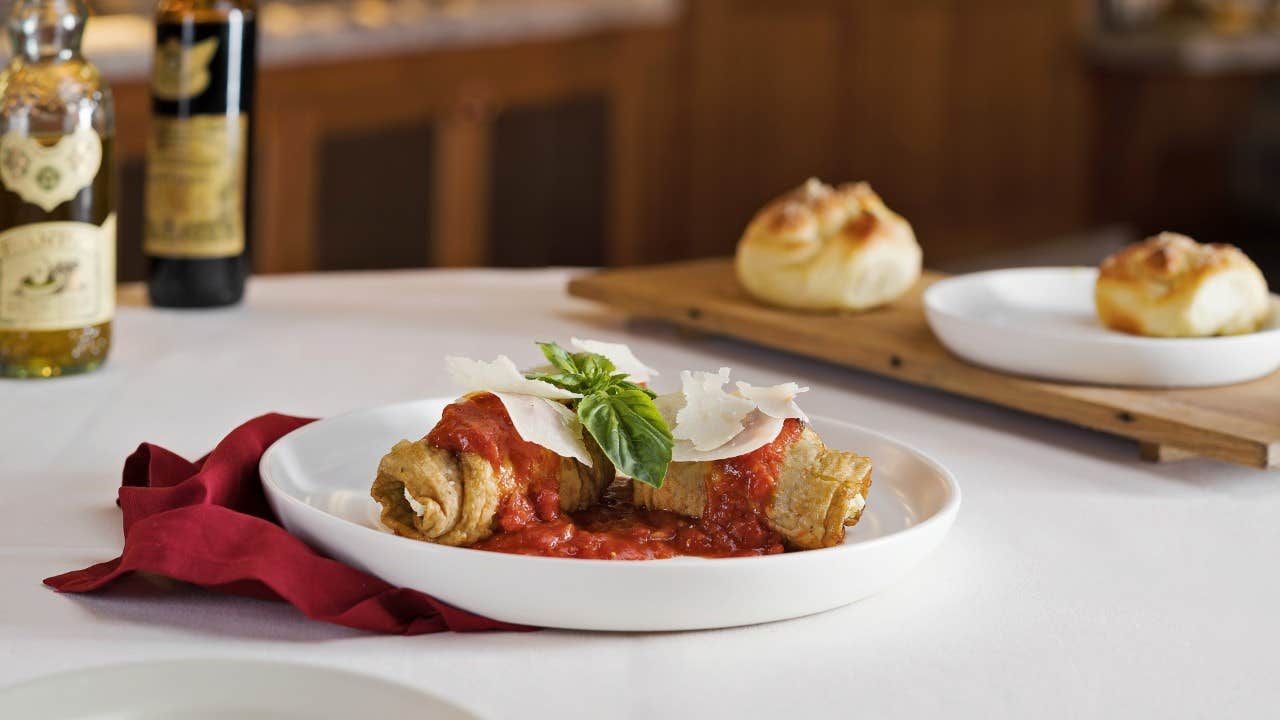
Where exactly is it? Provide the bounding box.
[0,214,116,331]
[152,36,220,102]
[144,116,247,258]
[0,129,103,212]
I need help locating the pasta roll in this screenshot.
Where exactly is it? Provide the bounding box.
[371,393,613,546]
[632,422,871,549]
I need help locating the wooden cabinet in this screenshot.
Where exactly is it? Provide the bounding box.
[681,0,1098,264]
[106,0,1263,279]
[109,23,678,279]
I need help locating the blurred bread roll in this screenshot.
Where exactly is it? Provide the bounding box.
[1095,232,1270,337]
[735,178,922,311]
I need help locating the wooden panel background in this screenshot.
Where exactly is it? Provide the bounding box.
[681,0,1098,264]
[104,0,1267,278]
[108,25,678,278]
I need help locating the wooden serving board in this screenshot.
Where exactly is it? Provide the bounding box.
[568,258,1280,470]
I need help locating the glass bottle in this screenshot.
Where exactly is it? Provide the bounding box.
[146,0,256,307]
[0,0,115,378]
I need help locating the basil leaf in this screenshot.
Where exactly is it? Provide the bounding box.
[537,341,580,375]
[613,380,656,399]
[578,388,673,488]
[526,372,589,394]
[575,353,616,386]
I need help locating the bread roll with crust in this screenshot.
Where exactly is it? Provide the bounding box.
[1095,232,1270,337]
[735,178,922,311]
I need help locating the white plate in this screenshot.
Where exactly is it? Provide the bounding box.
[259,397,960,632]
[924,267,1280,388]
[0,659,478,719]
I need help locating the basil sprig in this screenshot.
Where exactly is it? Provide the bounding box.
[527,342,672,488]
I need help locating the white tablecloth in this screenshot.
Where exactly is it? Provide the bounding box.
[2,270,1276,719]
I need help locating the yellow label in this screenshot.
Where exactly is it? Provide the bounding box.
[152,36,220,102]
[0,129,103,212]
[145,115,247,259]
[0,214,115,331]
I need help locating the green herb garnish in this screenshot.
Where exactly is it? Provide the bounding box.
[527,341,672,488]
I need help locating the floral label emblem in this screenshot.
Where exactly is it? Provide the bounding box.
[0,129,102,212]
[0,213,115,331]
[153,36,220,102]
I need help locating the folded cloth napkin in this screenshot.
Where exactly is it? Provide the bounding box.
[45,413,531,634]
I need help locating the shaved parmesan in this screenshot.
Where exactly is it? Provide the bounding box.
[679,411,784,463]
[652,391,683,426]
[570,338,659,383]
[446,355,580,400]
[735,381,810,422]
[441,355,591,465]
[670,368,756,451]
[655,368,812,462]
[492,391,593,467]
[656,391,786,463]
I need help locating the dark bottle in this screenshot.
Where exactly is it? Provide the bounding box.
[145,0,256,307]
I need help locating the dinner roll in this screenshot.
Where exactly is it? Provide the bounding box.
[735,178,923,311]
[1095,232,1270,337]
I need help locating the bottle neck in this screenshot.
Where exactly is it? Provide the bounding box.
[8,0,86,62]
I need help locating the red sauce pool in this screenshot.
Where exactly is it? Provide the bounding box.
[436,392,805,560]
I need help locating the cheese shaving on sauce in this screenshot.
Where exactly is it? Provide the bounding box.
[736,381,810,422]
[442,355,592,467]
[446,355,580,399]
[492,391,593,467]
[657,369,810,462]
[569,337,659,383]
[672,368,756,451]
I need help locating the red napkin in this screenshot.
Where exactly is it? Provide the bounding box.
[45,413,532,634]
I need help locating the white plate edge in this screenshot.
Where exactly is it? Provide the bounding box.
[922,266,1280,349]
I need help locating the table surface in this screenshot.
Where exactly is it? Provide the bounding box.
[2,270,1277,719]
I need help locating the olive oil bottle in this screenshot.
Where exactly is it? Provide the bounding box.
[0,0,115,378]
[146,0,256,307]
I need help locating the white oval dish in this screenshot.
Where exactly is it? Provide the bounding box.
[0,659,478,719]
[924,267,1280,388]
[260,397,960,632]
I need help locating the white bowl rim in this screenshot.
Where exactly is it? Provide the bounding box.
[260,397,962,569]
[923,266,1280,348]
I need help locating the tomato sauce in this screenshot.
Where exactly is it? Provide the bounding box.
[426,392,564,532]
[439,391,806,560]
[682,417,803,556]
